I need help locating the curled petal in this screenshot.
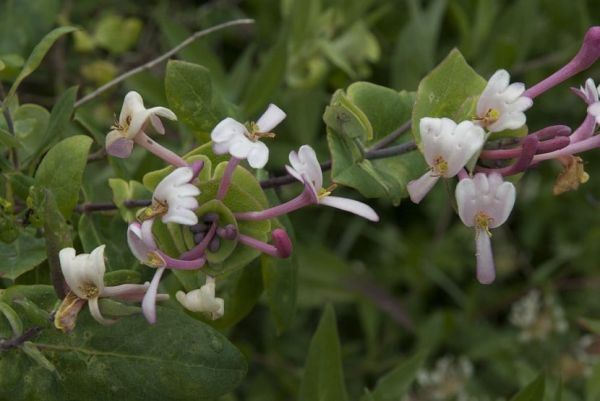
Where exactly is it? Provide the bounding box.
[319,196,379,222]
[88,297,117,326]
[142,267,165,324]
[105,130,134,158]
[256,104,286,132]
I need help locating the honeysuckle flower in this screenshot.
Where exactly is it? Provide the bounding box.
[211,103,286,169]
[140,166,200,226]
[476,70,533,132]
[127,220,166,268]
[234,145,378,222]
[106,91,177,158]
[59,245,111,325]
[407,118,485,204]
[176,276,224,320]
[455,173,516,284]
[57,245,169,330]
[583,79,600,124]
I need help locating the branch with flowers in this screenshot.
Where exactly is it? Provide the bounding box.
[3,8,600,400]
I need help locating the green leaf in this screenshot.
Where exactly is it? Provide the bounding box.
[299,304,348,401]
[0,232,46,280]
[326,83,423,204]
[35,135,92,219]
[31,86,78,161]
[38,188,72,297]
[7,26,77,99]
[165,60,233,136]
[0,127,21,148]
[13,104,50,162]
[370,351,428,401]
[412,48,486,145]
[0,308,247,401]
[510,374,545,401]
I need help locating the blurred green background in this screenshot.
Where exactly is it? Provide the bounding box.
[3,0,600,400]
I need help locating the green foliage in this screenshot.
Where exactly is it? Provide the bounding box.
[0,308,247,401]
[510,374,546,401]
[326,82,424,204]
[165,60,235,137]
[0,232,46,280]
[35,135,92,219]
[299,305,348,401]
[7,26,77,99]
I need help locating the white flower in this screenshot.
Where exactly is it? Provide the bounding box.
[176,276,224,320]
[106,91,177,158]
[151,166,200,225]
[476,69,533,132]
[455,173,516,284]
[59,245,113,325]
[286,145,379,221]
[127,221,166,267]
[211,103,286,168]
[407,117,485,204]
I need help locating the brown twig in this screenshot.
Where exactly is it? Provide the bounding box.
[0,327,42,352]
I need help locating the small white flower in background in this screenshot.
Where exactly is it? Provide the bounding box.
[59,245,113,325]
[286,145,379,221]
[476,69,533,132]
[176,276,224,320]
[106,91,177,158]
[211,103,286,169]
[414,355,473,401]
[145,166,200,226]
[407,117,485,204]
[509,289,568,342]
[456,173,516,284]
[127,221,166,267]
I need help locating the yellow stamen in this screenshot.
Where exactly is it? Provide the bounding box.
[431,156,448,176]
[474,108,500,127]
[80,283,100,299]
[318,183,337,199]
[244,121,276,142]
[146,252,165,268]
[137,199,169,222]
[475,211,494,237]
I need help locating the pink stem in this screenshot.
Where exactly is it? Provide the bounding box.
[235,185,315,221]
[457,169,469,180]
[216,157,240,200]
[476,135,538,176]
[238,230,292,258]
[134,131,188,168]
[524,27,600,99]
[157,251,207,270]
[190,160,204,180]
[533,131,600,163]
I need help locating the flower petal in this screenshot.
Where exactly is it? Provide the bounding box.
[475,229,496,284]
[142,267,165,324]
[407,171,440,204]
[246,142,269,169]
[319,196,379,221]
[88,297,116,325]
[210,118,247,143]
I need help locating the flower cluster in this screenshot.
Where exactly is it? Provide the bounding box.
[408,26,600,283]
[55,92,379,328]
